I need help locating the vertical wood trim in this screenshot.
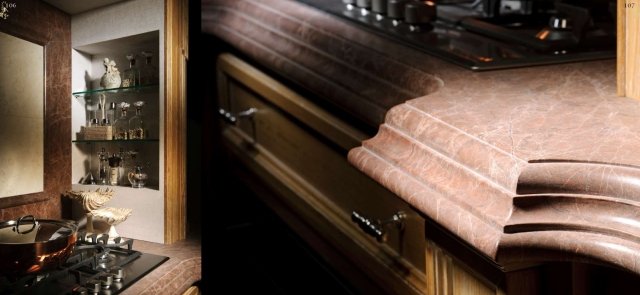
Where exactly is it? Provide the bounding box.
[164,0,188,243]
[618,0,626,96]
[426,240,502,295]
[622,0,640,98]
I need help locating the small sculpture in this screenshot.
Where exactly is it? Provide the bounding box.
[65,188,132,242]
[67,188,113,211]
[100,58,122,89]
[91,207,133,239]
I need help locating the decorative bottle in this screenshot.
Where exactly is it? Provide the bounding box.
[108,153,123,186]
[113,102,130,140]
[121,54,140,87]
[128,101,146,139]
[140,51,158,85]
[104,102,116,126]
[128,165,148,188]
[98,148,108,185]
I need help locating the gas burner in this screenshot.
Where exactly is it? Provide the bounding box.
[297,0,616,70]
[0,234,168,295]
[460,2,615,52]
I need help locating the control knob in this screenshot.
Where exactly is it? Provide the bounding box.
[387,0,410,19]
[343,0,356,4]
[356,0,371,9]
[111,267,125,281]
[85,280,101,294]
[405,1,437,25]
[372,0,387,15]
[72,287,88,295]
[100,273,114,288]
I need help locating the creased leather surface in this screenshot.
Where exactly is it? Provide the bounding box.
[204,0,640,274]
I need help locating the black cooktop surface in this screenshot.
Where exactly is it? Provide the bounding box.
[296,0,615,71]
[0,235,168,295]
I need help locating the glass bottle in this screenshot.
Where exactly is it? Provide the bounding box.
[103,102,115,126]
[128,101,146,139]
[98,148,108,185]
[113,102,130,140]
[87,97,99,127]
[121,54,140,87]
[108,153,122,186]
[140,51,158,85]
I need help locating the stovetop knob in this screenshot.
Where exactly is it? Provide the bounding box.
[100,273,114,288]
[404,1,437,25]
[372,0,387,15]
[549,15,572,30]
[85,280,101,294]
[387,0,409,19]
[111,267,125,281]
[356,0,371,9]
[72,287,88,295]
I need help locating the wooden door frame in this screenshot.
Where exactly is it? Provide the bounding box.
[164,0,188,243]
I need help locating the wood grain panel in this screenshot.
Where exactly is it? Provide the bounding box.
[217,53,426,295]
[620,0,640,98]
[164,0,188,243]
[425,240,500,295]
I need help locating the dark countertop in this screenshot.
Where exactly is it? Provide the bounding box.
[203,0,640,276]
[121,237,201,295]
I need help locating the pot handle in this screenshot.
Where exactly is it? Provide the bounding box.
[13,215,38,234]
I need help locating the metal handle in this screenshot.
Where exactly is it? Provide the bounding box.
[218,107,259,142]
[14,215,38,234]
[351,211,406,242]
[218,107,257,125]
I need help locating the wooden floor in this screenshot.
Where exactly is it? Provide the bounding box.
[208,174,359,295]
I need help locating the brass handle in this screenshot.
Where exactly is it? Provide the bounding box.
[351,211,406,242]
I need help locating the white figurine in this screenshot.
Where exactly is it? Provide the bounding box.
[100,58,122,89]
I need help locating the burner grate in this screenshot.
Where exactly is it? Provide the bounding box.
[0,233,168,295]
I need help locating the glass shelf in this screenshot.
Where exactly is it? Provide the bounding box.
[73,183,160,192]
[73,84,159,98]
[72,139,159,143]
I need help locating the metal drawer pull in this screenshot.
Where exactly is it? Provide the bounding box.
[351,211,406,242]
[218,107,258,142]
[218,107,257,125]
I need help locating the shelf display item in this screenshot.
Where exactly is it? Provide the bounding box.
[113,102,130,140]
[140,51,158,85]
[65,188,133,242]
[105,102,116,126]
[128,165,148,188]
[98,148,108,185]
[97,94,109,125]
[108,152,123,186]
[99,58,121,89]
[91,207,133,240]
[128,101,146,139]
[87,98,99,126]
[121,53,140,87]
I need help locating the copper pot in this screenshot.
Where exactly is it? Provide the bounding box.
[0,215,78,276]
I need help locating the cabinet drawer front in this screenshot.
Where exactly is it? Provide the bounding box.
[217,54,425,289]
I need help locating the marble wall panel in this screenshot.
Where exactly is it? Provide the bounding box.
[0,0,70,219]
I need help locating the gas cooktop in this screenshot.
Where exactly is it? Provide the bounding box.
[297,0,616,70]
[0,234,168,295]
